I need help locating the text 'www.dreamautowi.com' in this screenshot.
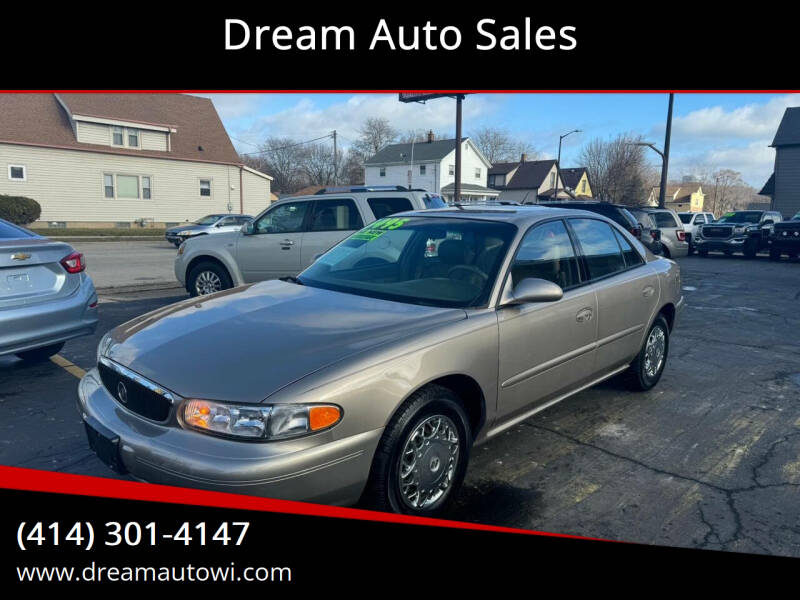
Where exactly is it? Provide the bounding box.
[16,562,292,584]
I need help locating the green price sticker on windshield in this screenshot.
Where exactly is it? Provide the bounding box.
[351,217,410,241]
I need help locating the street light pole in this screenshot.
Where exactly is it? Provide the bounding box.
[556,129,581,200]
[454,94,464,203]
[658,93,674,209]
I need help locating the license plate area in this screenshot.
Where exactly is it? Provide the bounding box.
[84,416,128,474]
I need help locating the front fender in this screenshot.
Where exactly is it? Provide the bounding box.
[176,236,245,286]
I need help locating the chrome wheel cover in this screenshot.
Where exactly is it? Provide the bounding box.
[398,415,460,510]
[644,325,666,378]
[195,270,222,295]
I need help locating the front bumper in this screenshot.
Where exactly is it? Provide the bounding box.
[694,237,747,252]
[0,276,98,356]
[77,369,382,506]
[767,237,800,252]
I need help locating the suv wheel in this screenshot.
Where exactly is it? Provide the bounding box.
[16,342,65,362]
[769,249,782,261]
[697,248,709,257]
[743,240,758,258]
[362,385,471,515]
[188,261,232,297]
[624,315,670,391]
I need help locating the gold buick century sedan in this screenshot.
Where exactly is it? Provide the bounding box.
[78,205,683,515]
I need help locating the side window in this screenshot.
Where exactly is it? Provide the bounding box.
[368,197,413,220]
[570,218,626,280]
[254,202,309,234]
[693,214,704,225]
[613,229,644,268]
[511,220,581,290]
[309,198,364,232]
[653,211,679,228]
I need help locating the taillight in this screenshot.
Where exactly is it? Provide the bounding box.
[651,231,658,239]
[60,252,86,274]
[676,231,686,241]
[630,227,642,239]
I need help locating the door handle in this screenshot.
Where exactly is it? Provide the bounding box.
[280,240,295,246]
[576,307,593,323]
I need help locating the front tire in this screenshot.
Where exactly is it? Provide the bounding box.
[743,240,758,258]
[187,261,233,297]
[16,342,65,362]
[769,249,782,261]
[698,248,709,257]
[624,315,670,391]
[362,385,471,515]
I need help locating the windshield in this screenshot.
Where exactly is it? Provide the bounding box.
[716,211,762,224]
[0,220,36,239]
[193,215,223,225]
[298,217,517,308]
[678,213,692,224]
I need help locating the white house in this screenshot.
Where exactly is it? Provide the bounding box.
[0,93,272,228]
[364,134,498,203]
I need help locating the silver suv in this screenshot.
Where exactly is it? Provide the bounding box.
[635,208,689,259]
[175,186,446,296]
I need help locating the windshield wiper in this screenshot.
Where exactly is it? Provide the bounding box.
[279,276,304,285]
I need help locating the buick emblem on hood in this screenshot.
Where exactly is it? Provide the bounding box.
[117,381,128,404]
[10,252,31,261]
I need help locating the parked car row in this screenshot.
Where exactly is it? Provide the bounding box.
[693,210,786,259]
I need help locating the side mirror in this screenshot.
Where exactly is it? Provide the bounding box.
[762,219,774,226]
[241,221,255,235]
[502,278,563,306]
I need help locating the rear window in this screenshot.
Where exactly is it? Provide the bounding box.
[679,213,692,224]
[652,212,679,228]
[368,197,414,220]
[0,220,36,239]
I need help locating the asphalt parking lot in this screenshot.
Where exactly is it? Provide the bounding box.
[1,254,799,556]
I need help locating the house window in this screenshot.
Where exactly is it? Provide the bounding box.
[549,172,556,189]
[8,165,26,181]
[475,168,481,178]
[104,174,114,198]
[379,167,386,177]
[581,180,587,193]
[200,179,211,196]
[420,165,426,175]
[112,126,124,146]
[449,164,454,176]
[117,175,139,199]
[128,129,139,147]
[142,176,151,199]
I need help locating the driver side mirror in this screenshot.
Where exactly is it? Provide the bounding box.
[501,278,563,306]
[762,219,774,226]
[241,221,255,235]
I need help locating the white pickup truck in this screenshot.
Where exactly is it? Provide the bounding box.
[678,212,716,254]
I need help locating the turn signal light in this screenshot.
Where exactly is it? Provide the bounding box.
[309,406,342,431]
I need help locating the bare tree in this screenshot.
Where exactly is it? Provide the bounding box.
[353,117,399,159]
[398,129,451,144]
[340,147,365,185]
[470,126,539,163]
[298,142,340,186]
[579,133,651,205]
[707,169,755,215]
[243,137,307,195]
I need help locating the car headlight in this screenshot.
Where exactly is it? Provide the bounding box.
[96,332,114,363]
[733,226,746,234]
[178,230,196,236]
[182,400,342,441]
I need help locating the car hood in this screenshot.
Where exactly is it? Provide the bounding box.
[104,280,466,403]
[167,224,210,234]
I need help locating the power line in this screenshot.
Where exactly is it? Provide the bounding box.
[229,135,261,149]
[239,134,335,156]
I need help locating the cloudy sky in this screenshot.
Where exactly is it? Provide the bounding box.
[197,93,797,188]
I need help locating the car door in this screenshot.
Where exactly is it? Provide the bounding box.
[235,200,310,281]
[569,217,659,373]
[299,198,364,268]
[496,219,598,422]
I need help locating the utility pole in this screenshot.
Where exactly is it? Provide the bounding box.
[454,94,464,203]
[658,93,674,209]
[332,130,337,185]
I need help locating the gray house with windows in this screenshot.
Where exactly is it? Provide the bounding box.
[761,107,800,218]
[0,93,272,228]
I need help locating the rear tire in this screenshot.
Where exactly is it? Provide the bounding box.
[16,342,65,362]
[743,240,758,258]
[624,315,670,392]
[187,261,232,297]
[698,248,708,257]
[361,385,471,516]
[661,245,671,259]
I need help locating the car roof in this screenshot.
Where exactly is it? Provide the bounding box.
[393,204,622,227]
[280,189,427,202]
